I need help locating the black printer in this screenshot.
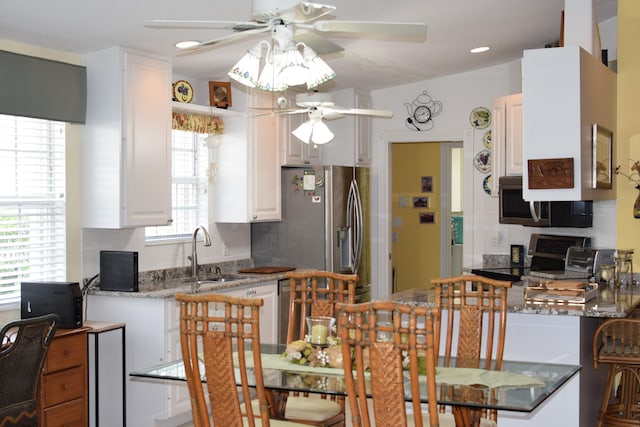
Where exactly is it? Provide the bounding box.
[21,281,83,328]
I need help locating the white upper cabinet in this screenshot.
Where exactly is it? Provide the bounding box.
[354,93,372,166]
[212,90,281,223]
[522,46,616,201]
[490,93,523,197]
[282,95,323,166]
[82,47,172,228]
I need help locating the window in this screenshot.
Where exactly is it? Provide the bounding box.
[146,130,209,242]
[0,115,66,306]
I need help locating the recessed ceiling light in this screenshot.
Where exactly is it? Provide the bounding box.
[176,40,200,49]
[470,46,490,54]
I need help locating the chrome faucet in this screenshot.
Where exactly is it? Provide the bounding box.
[188,226,212,278]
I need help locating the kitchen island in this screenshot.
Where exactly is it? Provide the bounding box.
[391,284,640,427]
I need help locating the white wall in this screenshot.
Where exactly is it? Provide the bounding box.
[369,59,617,298]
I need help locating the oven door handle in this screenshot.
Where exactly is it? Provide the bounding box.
[529,201,541,223]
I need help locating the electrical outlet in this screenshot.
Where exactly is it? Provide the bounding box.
[223,243,230,256]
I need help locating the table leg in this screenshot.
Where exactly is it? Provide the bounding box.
[264,390,289,419]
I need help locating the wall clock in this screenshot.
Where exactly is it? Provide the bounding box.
[404,91,442,131]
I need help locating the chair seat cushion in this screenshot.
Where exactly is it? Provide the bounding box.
[250,396,342,423]
[284,396,342,421]
[243,417,310,426]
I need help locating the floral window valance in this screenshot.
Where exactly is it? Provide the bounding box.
[172,112,224,135]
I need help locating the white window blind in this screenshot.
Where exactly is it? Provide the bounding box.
[146,130,208,241]
[0,115,66,305]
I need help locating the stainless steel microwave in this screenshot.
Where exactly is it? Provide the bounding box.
[498,176,593,227]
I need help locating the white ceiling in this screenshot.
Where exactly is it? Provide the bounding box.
[0,0,617,93]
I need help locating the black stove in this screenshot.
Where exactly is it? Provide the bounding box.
[471,234,591,283]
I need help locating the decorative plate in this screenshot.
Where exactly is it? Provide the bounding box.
[483,175,492,195]
[470,107,491,129]
[483,130,492,149]
[173,80,194,103]
[473,149,492,173]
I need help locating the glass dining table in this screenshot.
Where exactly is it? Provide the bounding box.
[130,343,580,427]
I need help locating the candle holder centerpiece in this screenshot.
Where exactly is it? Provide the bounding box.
[283,316,343,368]
[306,316,335,345]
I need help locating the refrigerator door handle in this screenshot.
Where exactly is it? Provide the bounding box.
[348,179,363,274]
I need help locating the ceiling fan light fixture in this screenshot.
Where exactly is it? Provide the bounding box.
[257,49,289,91]
[227,41,266,88]
[292,120,314,144]
[292,118,334,145]
[304,54,336,89]
[278,43,309,86]
[310,120,334,145]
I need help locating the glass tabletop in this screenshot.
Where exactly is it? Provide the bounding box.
[130,343,580,414]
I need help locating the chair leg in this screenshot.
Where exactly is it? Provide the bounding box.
[598,364,640,427]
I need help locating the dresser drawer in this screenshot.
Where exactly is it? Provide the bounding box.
[42,398,85,427]
[44,332,85,373]
[42,366,85,407]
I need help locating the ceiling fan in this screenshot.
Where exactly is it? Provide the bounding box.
[145,0,428,56]
[251,92,393,145]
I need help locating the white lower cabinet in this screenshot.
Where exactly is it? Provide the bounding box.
[215,281,279,345]
[87,280,279,427]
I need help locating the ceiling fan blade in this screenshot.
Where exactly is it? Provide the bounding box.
[293,31,344,55]
[274,2,336,24]
[328,106,394,118]
[176,26,272,55]
[249,107,310,115]
[312,20,427,39]
[144,19,267,31]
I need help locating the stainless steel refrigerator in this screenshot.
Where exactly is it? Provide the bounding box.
[251,165,371,337]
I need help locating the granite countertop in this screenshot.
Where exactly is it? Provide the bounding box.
[390,284,640,318]
[87,260,297,299]
[88,272,291,299]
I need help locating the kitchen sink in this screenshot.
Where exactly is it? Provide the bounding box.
[182,274,250,283]
[199,274,251,283]
[181,274,252,294]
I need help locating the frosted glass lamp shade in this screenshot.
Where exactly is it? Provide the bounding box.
[292,120,314,144]
[303,46,336,89]
[292,119,334,145]
[278,46,309,86]
[227,44,263,88]
[310,120,334,145]
[257,57,288,92]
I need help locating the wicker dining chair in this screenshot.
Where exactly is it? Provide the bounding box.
[283,271,358,427]
[0,313,59,427]
[431,275,513,426]
[335,301,455,427]
[174,293,306,427]
[593,317,640,426]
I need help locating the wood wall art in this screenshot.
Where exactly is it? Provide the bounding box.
[527,158,574,189]
[209,81,232,108]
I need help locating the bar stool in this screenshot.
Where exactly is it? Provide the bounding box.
[593,317,640,426]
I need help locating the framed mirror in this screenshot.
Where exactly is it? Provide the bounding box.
[592,124,613,189]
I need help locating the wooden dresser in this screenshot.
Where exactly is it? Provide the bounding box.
[40,327,89,427]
